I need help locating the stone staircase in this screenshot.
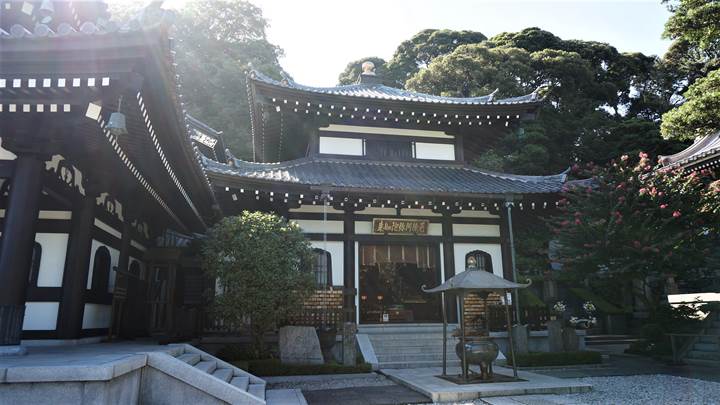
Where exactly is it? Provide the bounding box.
[359,324,461,369]
[145,343,267,404]
[685,311,720,366]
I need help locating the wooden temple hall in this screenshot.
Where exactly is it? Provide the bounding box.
[0,0,570,350]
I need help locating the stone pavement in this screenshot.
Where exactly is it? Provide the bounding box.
[302,385,429,405]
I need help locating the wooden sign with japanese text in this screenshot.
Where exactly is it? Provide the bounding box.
[372,218,429,235]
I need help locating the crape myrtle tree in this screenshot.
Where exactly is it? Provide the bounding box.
[548,153,720,315]
[202,212,315,357]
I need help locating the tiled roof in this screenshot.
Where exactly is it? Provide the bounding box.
[659,131,720,169]
[204,156,568,195]
[0,0,172,39]
[249,71,542,106]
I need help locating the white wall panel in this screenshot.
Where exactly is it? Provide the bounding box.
[82,303,111,329]
[452,224,500,237]
[23,302,59,330]
[453,243,504,277]
[310,241,344,286]
[453,210,499,219]
[35,233,69,287]
[319,136,364,156]
[0,138,17,160]
[292,219,344,234]
[415,142,455,160]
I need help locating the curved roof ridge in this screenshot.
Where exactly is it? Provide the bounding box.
[659,131,720,167]
[248,70,541,106]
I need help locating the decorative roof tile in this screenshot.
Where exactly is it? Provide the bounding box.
[659,131,720,169]
[204,156,568,195]
[249,70,542,106]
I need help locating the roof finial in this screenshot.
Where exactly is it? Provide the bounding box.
[361,61,376,75]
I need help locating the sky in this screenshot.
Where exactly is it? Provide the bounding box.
[162,0,673,87]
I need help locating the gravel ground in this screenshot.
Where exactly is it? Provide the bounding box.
[565,375,720,405]
[266,373,395,391]
[432,375,720,404]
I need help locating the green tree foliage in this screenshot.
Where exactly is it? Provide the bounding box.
[549,154,720,313]
[384,29,487,86]
[661,0,720,139]
[173,0,284,158]
[202,212,315,356]
[662,69,720,139]
[404,27,684,174]
[337,57,388,85]
[110,0,284,158]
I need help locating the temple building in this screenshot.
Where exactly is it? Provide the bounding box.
[0,0,571,351]
[204,63,571,327]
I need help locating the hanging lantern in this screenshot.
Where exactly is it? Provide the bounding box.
[107,95,128,136]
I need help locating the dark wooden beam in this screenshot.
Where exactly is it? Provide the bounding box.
[0,153,45,345]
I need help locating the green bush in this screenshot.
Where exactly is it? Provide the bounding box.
[568,288,626,314]
[507,351,602,367]
[233,359,372,376]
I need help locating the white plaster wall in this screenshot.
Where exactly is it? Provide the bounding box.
[290,205,344,214]
[453,243,504,277]
[0,138,17,160]
[356,207,397,216]
[320,124,454,139]
[415,142,455,160]
[310,241,344,286]
[452,224,500,237]
[319,136,364,156]
[35,233,69,287]
[22,302,59,330]
[400,208,441,217]
[291,219,344,234]
[86,239,120,292]
[453,210,499,219]
[82,303,111,329]
[354,220,442,236]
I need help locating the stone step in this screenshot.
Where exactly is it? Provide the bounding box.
[378,353,459,362]
[685,357,720,367]
[379,360,462,369]
[374,347,457,355]
[699,336,720,344]
[692,342,719,352]
[230,376,250,391]
[359,325,456,335]
[706,328,720,335]
[687,350,720,361]
[177,353,201,366]
[194,360,217,374]
[369,336,459,345]
[248,383,266,400]
[211,368,233,383]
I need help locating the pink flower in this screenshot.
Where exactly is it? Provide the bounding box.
[621,155,629,162]
[575,219,582,225]
[672,211,681,218]
[639,152,648,159]
[639,188,647,195]
[660,204,668,209]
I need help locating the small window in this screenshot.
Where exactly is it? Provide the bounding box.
[311,249,332,287]
[91,246,111,292]
[28,242,42,285]
[365,139,413,160]
[466,250,493,273]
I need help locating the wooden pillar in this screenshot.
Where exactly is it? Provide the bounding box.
[0,153,45,345]
[56,191,97,339]
[441,212,457,323]
[343,208,356,323]
[498,207,514,280]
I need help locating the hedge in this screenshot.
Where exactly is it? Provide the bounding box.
[568,288,627,314]
[507,351,602,367]
[233,359,372,376]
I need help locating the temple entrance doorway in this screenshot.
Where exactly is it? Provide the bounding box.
[359,243,442,324]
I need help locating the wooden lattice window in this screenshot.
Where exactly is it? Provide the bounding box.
[312,249,332,287]
[91,246,111,292]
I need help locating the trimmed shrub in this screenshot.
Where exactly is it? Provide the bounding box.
[507,351,602,367]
